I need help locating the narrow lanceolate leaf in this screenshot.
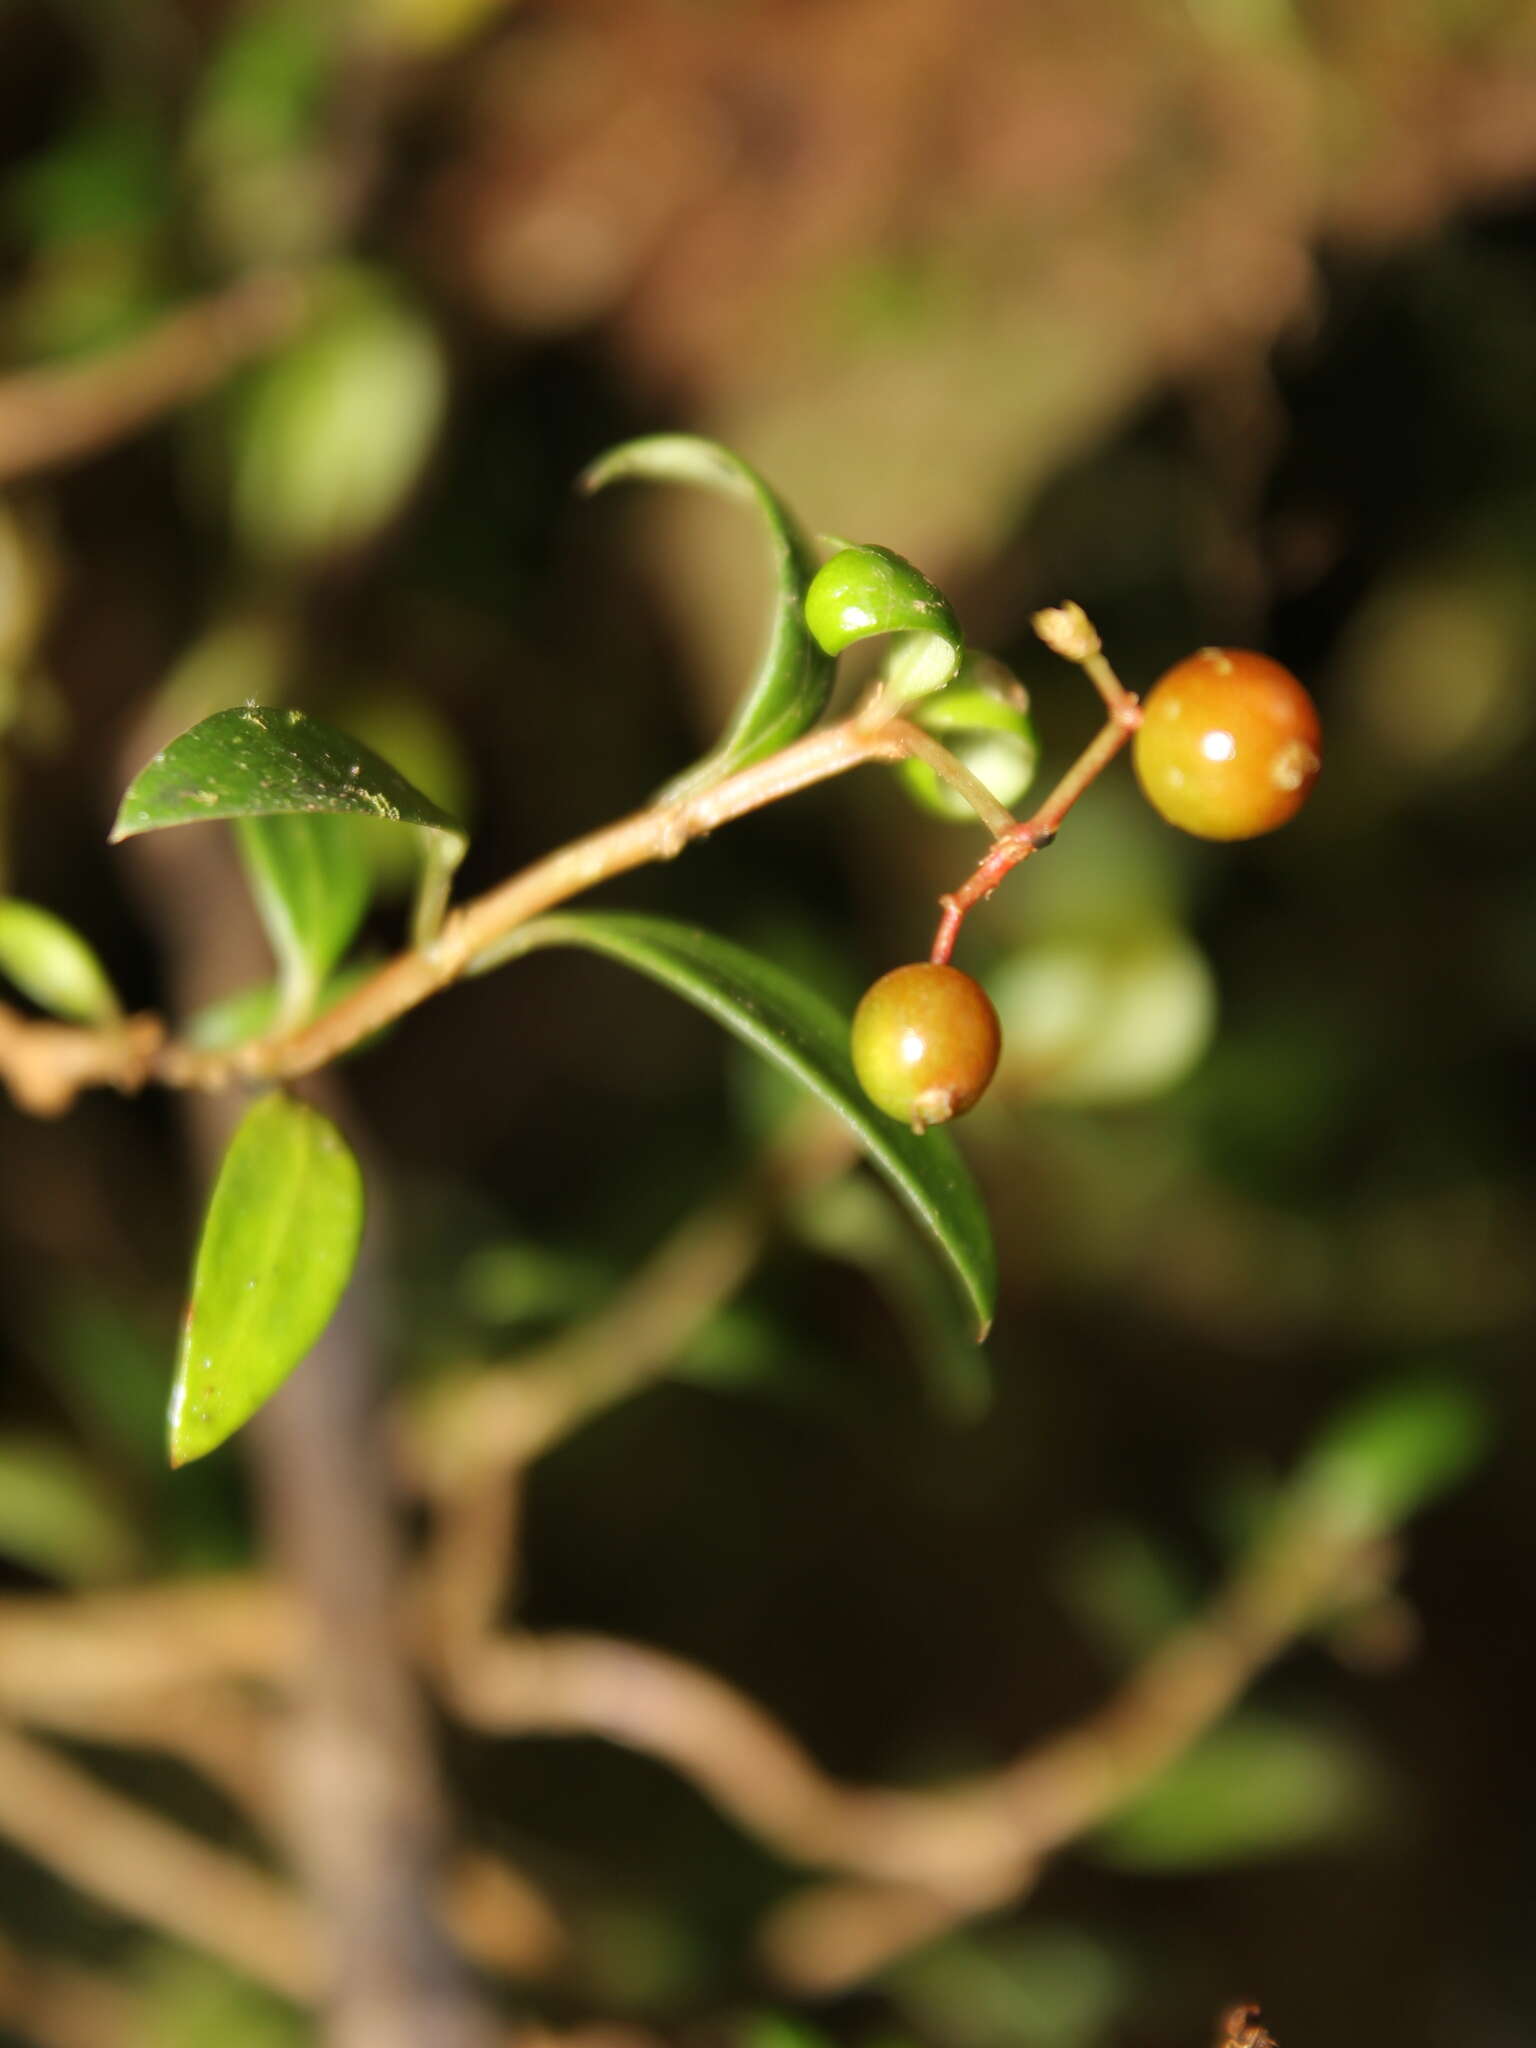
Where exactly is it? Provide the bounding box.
[169,1092,364,1466]
[497,912,996,1337]
[580,435,835,799]
[235,813,373,1028]
[112,704,468,945]
[0,898,122,1024]
[804,543,964,708]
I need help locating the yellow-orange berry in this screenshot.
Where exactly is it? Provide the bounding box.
[850,963,1001,1132]
[1133,648,1321,841]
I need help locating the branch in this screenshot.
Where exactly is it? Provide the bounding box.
[0,715,934,1116]
[0,273,309,482]
[436,1480,1383,1993]
[0,1718,319,1998]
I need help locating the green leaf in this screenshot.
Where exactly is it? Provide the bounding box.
[169,1092,364,1466]
[234,813,373,1027]
[224,273,447,561]
[0,1436,140,1584]
[580,435,835,799]
[1091,1712,1380,1871]
[804,543,963,708]
[0,897,121,1024]
[491,912,996,1337]
[1292,1378,1487,1539]
[897,652,1039,823]
[182,959,378,1053]
[111,704,467,944]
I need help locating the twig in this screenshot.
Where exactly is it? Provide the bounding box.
[434,1473,1381,1994]
[0,273,309,482]
[0,714,972,1115]
[410,1111,856,1496]
[930,605,1142,965]
[0,1718,319,1998]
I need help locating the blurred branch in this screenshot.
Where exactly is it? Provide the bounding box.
[0,1718,319,1998]
[0,1930,138,2048]
[411,1110,856,1497]
[433,1475,1384,1993]
[0,273,309,482]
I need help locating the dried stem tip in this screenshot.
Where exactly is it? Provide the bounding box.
[1032,602,1101,664]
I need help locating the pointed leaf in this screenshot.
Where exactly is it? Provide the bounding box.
[804,543,963,708]
[235,813,373,1026]
[170,1092,364,1466]
[581,435,834,798]
[0,897,121,1024]
[492,912,995,1337]
[112,705,467,944]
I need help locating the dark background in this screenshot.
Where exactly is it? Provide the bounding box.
[1,4,1534,2045]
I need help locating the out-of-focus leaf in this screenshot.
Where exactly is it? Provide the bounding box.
[804,542,963,707]
[169,1093,364,1466]
[111,705,466,942]
[989,924,1217,1106]
[0,897,121,1023]
[581,435,834,798]
[1293,1378,1488,1540]
[889,1925,1128,2048]
[897,652,1038,822]
[234,813,373,1026]
[489,912,997,1337]
[0,1436,140,1584]
[132,1945,309,2048]
[1054,1522,1195,1668]
[223,273,446,559]
[1091,1712,1381,1871]
[182,960,379,1054]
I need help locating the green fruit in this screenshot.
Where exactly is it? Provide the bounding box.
[851,962,1001,1131]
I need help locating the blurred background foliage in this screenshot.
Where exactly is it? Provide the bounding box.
[1,1,1535,2044]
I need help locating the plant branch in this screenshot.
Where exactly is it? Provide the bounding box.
[0,1718,319,1998]
[0,273,309,482]
[0,713,978,1115]
[930,605,1142,965]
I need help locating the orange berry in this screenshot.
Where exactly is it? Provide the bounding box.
[1133,648,1321,841]
[851,963,1001,1132]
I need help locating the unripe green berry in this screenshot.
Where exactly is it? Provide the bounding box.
[1133,647,1321,841]
[851,963,1001,1132]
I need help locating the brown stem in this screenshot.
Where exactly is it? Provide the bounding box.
[2,712,951,1115]
[930,610,1141,965]
[0,274,309,482]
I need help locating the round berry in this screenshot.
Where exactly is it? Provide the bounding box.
[851,963,1002,1132]
[1133,648,1321,841]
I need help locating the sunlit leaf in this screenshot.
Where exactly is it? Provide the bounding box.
[169,1092,364,1466]
[489,912,996,1337]
[0,897,121,1024]
[581,435,835,798]
[804,542,963,707]
[111,704,467,944]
